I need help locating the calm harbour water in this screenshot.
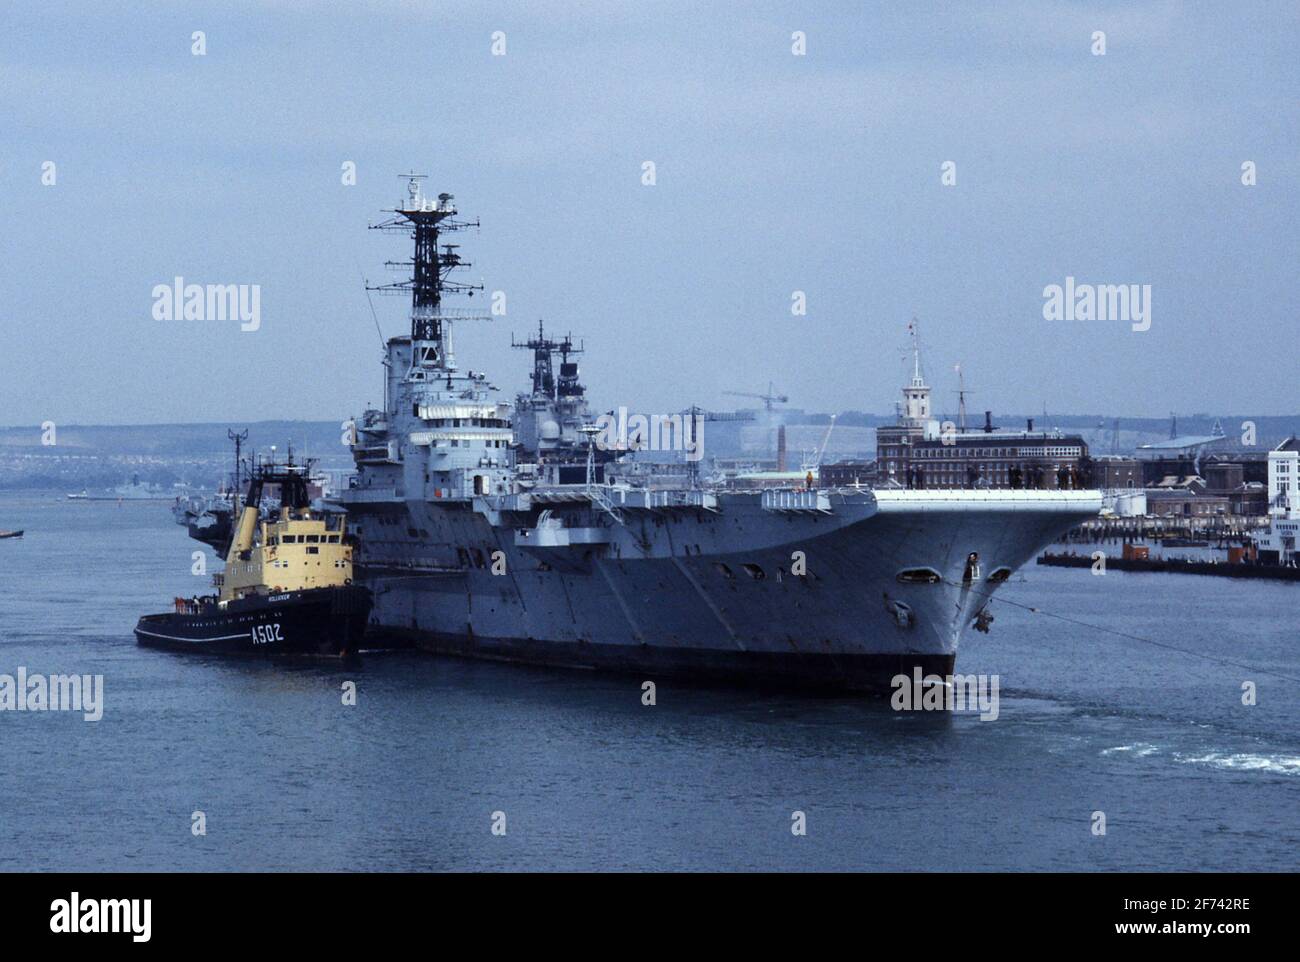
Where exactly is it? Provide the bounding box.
[0,491,1296,871]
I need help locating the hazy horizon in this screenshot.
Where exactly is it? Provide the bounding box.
[2,1,1296,426]
[2,406,1299,427]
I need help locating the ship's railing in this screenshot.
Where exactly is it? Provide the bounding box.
[494,486,719,515]
[607,488,718,512]
[520,490,594,505]
[761,489,833,513]
[173,595,215,615]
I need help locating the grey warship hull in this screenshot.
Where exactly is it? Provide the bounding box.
[344,487,1101,692]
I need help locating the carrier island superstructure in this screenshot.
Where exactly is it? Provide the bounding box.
[339,176,1103,691]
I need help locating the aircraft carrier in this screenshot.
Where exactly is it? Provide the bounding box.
[337,175,1103,691]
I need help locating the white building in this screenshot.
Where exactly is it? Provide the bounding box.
[1266,437,1300,519]
[1254,437,1300,564]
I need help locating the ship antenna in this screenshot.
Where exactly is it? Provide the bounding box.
[908,316,924,383]
[227,428,248,509]
[899,316,928,390]
[953,364,974,433]
[357,261,385,348]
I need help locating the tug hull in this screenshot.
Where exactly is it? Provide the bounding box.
[135,586,372,657]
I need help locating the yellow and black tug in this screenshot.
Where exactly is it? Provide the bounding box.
[135,460,371,656]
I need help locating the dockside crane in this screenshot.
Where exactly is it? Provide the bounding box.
[813,414,838,469]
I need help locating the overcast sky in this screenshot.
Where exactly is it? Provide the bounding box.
[1,0,1295,427]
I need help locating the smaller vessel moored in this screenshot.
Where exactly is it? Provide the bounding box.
[135,460,370,656]
[68,475,176,501]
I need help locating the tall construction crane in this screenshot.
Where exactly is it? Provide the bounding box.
[723,383,788,412]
